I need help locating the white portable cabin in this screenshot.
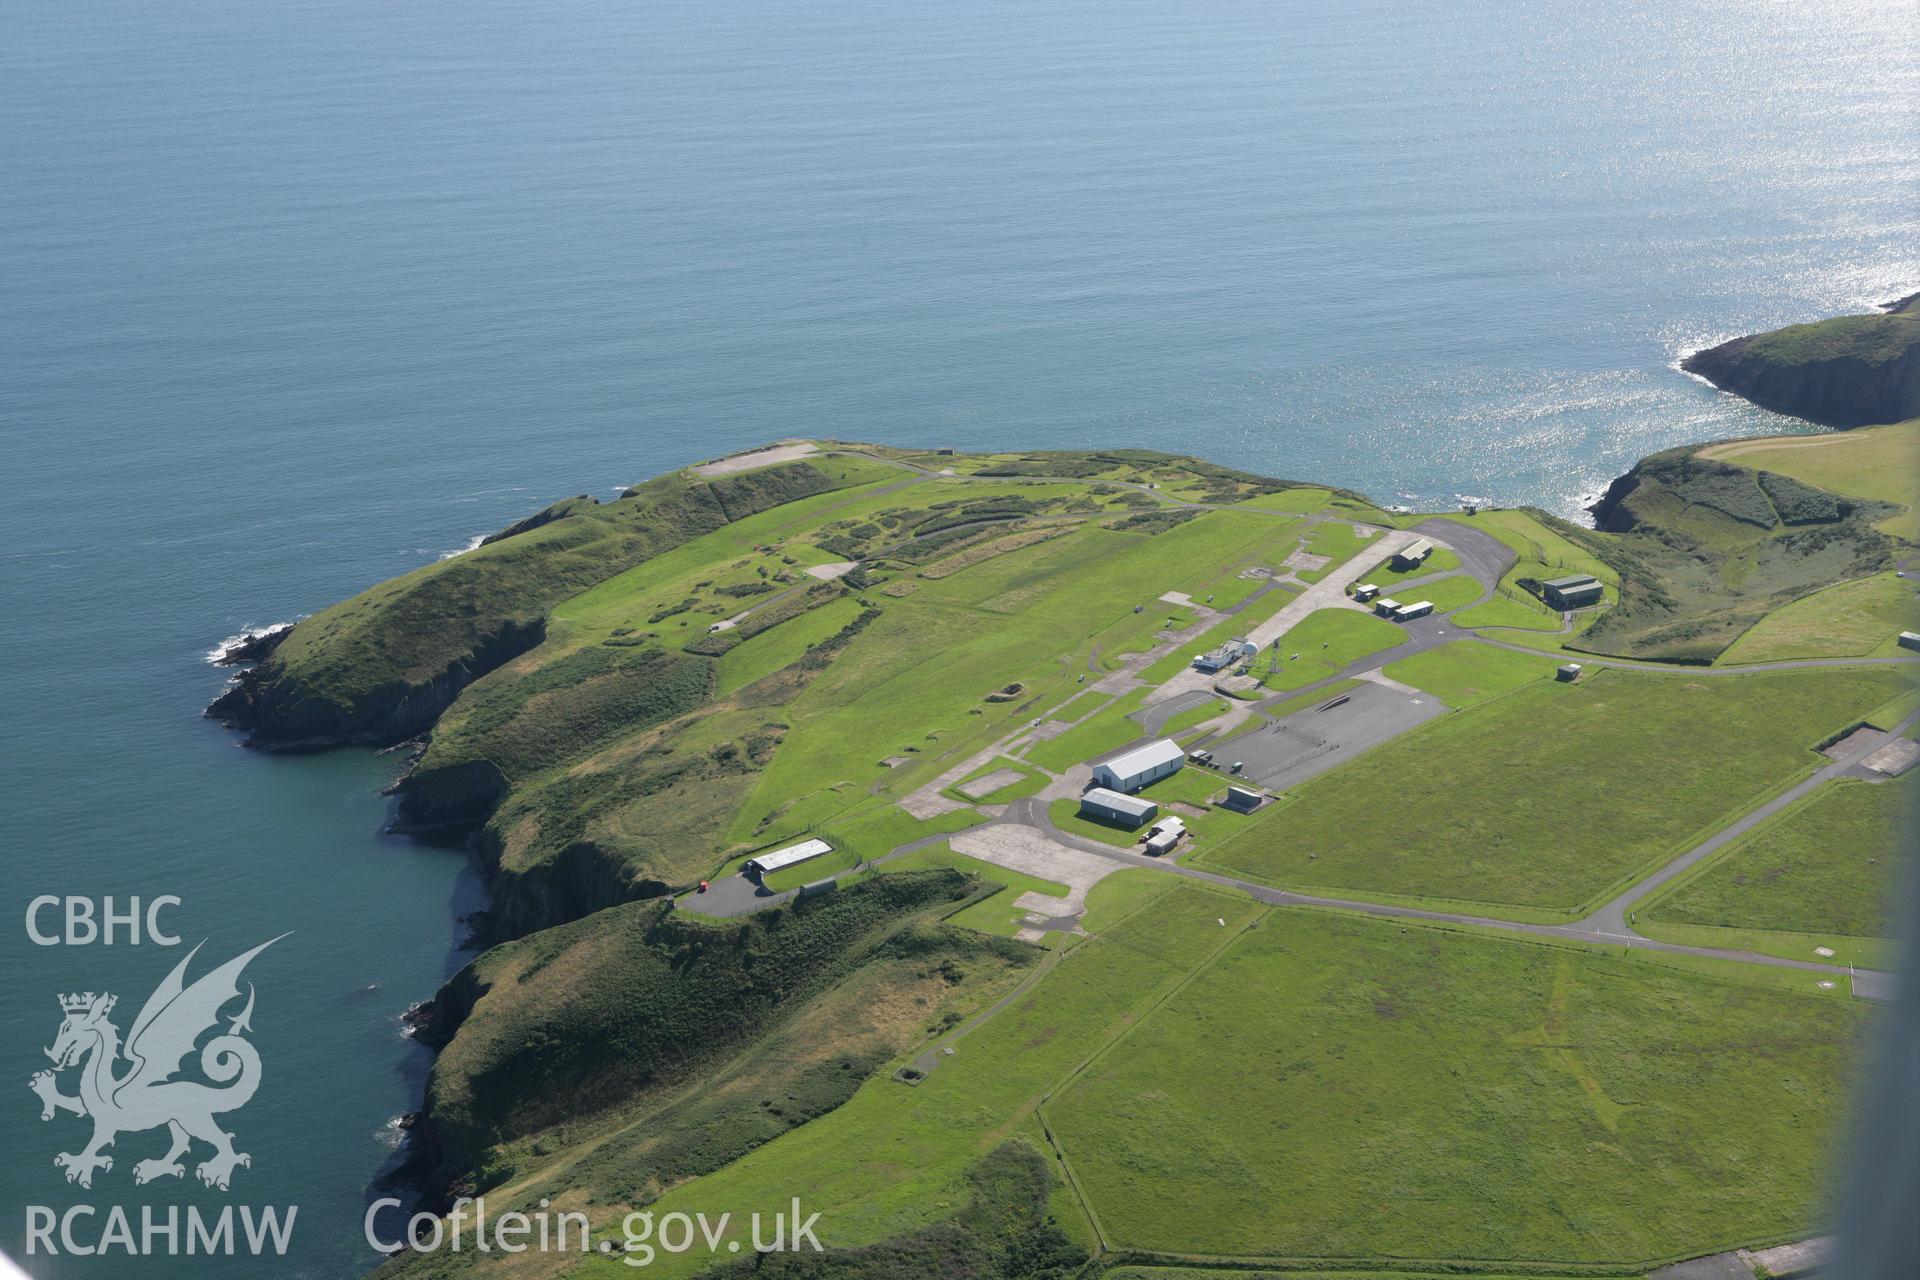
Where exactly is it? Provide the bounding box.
[1143,817,1186,855]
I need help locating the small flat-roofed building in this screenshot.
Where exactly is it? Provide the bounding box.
[1143,816,1186,855]
[1222,784,1263,812]
[1391,600,1434,621]
[1091,738,1185,793]
[1391,538,1434,570]
[1080,787,1158,828]
[1373,596,1403,617]
[1192,637,1256,673]
[745,838,833,881]
[1542,574,1604,609]
[1557,662,1583,682]
[1353,583,1380,603]
[1899,631,1920,653]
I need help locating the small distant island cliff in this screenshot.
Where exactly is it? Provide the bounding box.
[1683,293,1920,428]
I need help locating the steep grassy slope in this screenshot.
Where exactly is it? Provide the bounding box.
[207,458,880,746]
[1683,293,1920,427]
[410,870,995,1198]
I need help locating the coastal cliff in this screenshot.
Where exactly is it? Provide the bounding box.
[203,460,847,748]
[1682,294,1920,428]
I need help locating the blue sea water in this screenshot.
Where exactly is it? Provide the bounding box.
[1,1,1914,1275]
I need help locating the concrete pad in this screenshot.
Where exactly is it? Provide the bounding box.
[806,560,859,581]
[949,824,1119,919]
[1862,737,1920,776]
[691,441,818,477]
[1013,889,1074,918]
[1647,1253,1758,1280]
[1741,1236,1830,1278]
[1355,668,1423,696]
[1824,726,1885,760]
[1158,590,1194,607]
[681,874,786,919]
[956,767,1025,800]
[1853,968,1899,1003]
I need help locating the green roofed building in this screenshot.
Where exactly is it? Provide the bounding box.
[1542,573,1604,609]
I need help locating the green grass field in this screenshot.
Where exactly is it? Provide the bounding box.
[1453,586,1562,631]
[1233,486,1334,514]
[1408,572,1486,613]
[1641,778,1913,945]
[1198,666,1914,914]
[1719,572,1918,664]
[821,802,983,861]
[1294,520,1381,580]
[1384,641,1560,708]
[714,594,872,694]
[1867,683,1920,731]
[1026,688,1150,773]
[1259,607,1406,691]
[1046,909,1867,1264]
[568,883,1261,1277]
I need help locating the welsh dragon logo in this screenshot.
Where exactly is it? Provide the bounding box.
[29,936,284,1191]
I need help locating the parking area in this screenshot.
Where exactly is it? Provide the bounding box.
[1207,680,1448,791]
